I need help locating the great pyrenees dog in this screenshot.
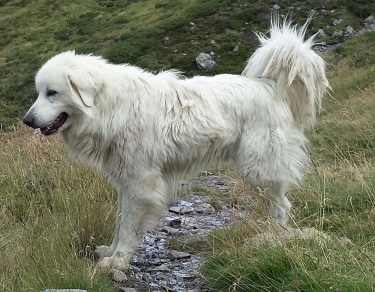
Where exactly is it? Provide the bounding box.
[23,17,329,270]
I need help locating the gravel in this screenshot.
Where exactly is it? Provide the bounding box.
[119,176,244,291]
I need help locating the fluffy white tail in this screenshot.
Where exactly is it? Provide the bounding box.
[242,16,330,129]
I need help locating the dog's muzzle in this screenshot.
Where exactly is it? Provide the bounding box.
[23,111,68,135]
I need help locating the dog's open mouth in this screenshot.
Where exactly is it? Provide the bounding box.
[40,112,68,136]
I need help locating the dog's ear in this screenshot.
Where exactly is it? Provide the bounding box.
[67,74,98,107]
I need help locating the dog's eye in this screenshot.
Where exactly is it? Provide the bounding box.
[46,90,58,103]
[46,90,57,97]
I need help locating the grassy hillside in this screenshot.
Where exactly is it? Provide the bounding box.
[0,0,373,126]
[1,0,375,291]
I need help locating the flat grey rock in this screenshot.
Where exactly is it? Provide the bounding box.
[110,268,127,284]
[244,226,330,248]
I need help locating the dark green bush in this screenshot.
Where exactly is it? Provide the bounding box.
[342,0,375,18]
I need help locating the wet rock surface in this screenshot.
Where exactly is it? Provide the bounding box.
[118,175,246,292]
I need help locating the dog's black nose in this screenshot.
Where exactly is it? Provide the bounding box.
[23,114,35,128]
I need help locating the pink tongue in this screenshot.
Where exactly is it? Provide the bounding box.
[40,127,48,135]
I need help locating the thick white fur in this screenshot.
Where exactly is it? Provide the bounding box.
[23,17,329,270]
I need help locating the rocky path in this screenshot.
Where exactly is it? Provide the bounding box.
[117,175,247,292]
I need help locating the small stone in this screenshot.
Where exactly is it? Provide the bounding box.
[167,250,191,260]
[172,271,196,279]
[195,53,216,70]
[168,218,182,227]
[95,245,110,258]
[195,203,215,214]
[179,200,193,207]
[333,18,343,26]
[118,288,137,292]
[110,269,127,284]
[169,206,182,213]
[142,273,152,283]
[151,264,171,272]
[346,25,355,35]
[365,15,374,24]
[161,226,180,235]
[169,206,193,214]
[181,206,194,214]
[317,28,326,38]
[163,36,169,46]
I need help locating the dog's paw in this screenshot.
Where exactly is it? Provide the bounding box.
[95,245,111,258]
[97,255,130,270]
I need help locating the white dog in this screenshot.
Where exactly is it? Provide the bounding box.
[23,17,329,270]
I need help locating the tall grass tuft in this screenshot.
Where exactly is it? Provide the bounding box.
[0,127,117,291]
[203,232,375,291]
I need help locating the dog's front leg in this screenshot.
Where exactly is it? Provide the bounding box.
[97,187,141,270]
[95,191,122,259]
[97,177,167,270]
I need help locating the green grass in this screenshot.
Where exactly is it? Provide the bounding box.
[203,236,375,291]
[0,129,117,291]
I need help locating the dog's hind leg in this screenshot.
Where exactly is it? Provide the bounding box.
[97,175,167,270]
[255,181,292,226]
[235,127,307,226]
[235,153,296,226]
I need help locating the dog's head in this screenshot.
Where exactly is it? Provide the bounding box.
[23,51,104,135]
